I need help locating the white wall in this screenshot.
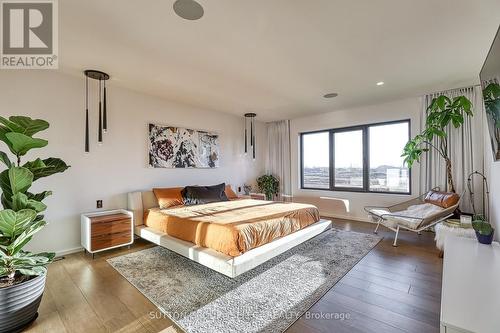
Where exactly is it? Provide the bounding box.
[0,71,266,255]
[290,98,422,221]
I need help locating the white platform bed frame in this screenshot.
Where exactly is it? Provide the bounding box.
[128,191,332,278]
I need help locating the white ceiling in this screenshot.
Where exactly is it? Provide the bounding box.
[60,0,500,122]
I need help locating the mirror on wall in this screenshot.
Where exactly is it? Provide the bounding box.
[480,26,500,161]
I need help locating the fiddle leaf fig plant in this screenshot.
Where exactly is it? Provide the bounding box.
[402,95,473,193]
[256,175,279,201]
[0,116,69,288]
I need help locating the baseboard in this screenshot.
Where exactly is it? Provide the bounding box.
[320,212,374,224]
[55,246,84,257]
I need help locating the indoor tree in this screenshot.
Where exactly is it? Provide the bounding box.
[0,116,69,287]
[402,95,473,193]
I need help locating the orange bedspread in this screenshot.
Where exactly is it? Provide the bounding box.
[144,199,320,257]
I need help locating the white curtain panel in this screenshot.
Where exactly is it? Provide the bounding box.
[266,120,292,197]
[419,86,485,214]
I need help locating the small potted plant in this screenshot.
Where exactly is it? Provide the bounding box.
[0,116,69,332]
[472,215,495,245]
[256,175,279,201]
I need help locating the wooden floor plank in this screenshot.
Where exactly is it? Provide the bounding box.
[332,282,440,327]
[42,260,107,333]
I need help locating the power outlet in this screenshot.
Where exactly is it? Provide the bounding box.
[96,200,103,209]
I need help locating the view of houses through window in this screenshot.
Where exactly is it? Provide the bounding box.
[301,120,410,194]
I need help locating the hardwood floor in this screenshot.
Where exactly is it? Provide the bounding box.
[286,220,442,333]
[25,219,442,333]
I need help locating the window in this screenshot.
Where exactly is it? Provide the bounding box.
[301,131,330,189]
[369,122,410,193]
[334,129,364,189]
[300,120,410,194]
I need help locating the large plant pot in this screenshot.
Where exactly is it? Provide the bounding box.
[475,229,495,245]
[0,273,45,333]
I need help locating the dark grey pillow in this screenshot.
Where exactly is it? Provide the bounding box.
[181,183,229,206]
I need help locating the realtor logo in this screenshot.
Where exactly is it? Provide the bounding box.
[1,0,58,69]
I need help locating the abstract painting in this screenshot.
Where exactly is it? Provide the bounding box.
[148,124,220,168]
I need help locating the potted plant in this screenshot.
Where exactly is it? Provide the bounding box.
[472,215,495,245]
[256,175,279,201]
[402,95,473,193]
[0,116,69,332]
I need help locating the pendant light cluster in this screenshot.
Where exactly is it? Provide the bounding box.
[244,113,257,160]
[84,70,110,152]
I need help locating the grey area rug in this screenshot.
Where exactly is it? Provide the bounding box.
[107,229,381,333]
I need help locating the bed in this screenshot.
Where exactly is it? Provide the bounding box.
[127,190,331,278]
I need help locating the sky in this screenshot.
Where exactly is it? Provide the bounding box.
[303,122,408,168]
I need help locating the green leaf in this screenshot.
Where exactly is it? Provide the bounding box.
[436,96,450,110]
[24,251,55,262]
[0,209,37,238]
[0,126,12,153]
[7,220,46,255]
[0,151,11,168]
[24,158,69,180]
[9,167,33,195]
[1,170,15,204]
[434,129,447,138]
[0,267,8,277]
[4,132,47,156]
[0,193,12,210]
[28,200,46,213]
[9,116,49,136]
[18,266,46,277]
[11,192,28,211]
[0,116,24,133]
[27,191,52,202]
[12,193,47,212]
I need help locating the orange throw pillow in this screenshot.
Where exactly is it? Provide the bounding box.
[153,187,184,209]
[424,190,459,208]
[225,185,238,200]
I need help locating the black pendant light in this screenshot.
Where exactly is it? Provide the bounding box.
[244,116,248,154]
[98,78,103,144]
[103,80,107,133]
[244,113,257,160]
[84,70,110,152]
[85,76,89,153]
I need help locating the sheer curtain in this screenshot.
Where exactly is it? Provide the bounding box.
[266,120,292,198]
[419,86,484,213]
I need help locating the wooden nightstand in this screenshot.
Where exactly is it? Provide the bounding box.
[81,209,134,258]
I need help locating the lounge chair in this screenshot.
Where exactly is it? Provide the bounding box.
[364,188,463,246]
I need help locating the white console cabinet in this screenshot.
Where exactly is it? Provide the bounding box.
[440,236,500,333]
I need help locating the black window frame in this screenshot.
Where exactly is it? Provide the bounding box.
[300,119,412,195]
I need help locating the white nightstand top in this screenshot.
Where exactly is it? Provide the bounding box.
[441,236,500,333]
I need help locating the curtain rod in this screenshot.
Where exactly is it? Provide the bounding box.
[424,83,481,97]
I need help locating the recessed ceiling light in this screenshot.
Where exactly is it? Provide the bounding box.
[173,0,204,20]
[376,81,385,86]
[323,93,338,98]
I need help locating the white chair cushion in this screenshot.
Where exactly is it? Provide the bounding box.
[369,203,444,230]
